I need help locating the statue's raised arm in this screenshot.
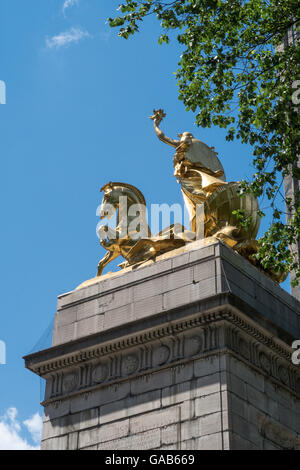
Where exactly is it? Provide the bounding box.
[149,109,179,148]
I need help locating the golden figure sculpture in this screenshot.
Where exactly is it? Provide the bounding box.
[149,109,260,247]
[96,109,286,283]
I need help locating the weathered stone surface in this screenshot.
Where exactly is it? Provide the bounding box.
[79,419,129,448]
[181,418,201,441]
[52,321,77,346]
[97,428,161,450]
[44,399,71,421]
[194,373,221,397]
[162,381,192,408]
[161,424,179,445]
[228,356,264,392]
[130,406,180,435]
[100,390,161,424]
[42,408,98,440]
[41,435,68,451]
[194,356,222,378]
[68,432,79,450]
[195,432,224,450]
[231,413,263,449]
[201,412,223,435]
[230,433,259,450]
[194,392,222,417]
[131,369,173,395]
[69,382,130,414]
[133,294,163,320]
[75,315,104,339]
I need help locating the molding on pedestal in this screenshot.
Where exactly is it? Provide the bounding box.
[24,303,300,405]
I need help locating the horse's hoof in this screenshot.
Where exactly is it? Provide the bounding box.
[96,266,103,277]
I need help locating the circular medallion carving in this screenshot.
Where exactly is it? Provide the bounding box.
[122,355,139,375]
[185,336,203,357]
[259,352,271,374]
[92,363,109,384]
[278,366,289,385]
[153,345,170,366]
[62,372,78,393]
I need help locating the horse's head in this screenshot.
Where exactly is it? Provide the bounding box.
[99,182,147,218]
[99,182,121,220]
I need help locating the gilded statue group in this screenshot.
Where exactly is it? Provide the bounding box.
[96,109,284,283]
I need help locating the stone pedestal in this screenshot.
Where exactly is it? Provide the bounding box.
[24,239,300,450]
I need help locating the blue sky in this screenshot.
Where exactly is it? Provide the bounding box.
[0,0,290,449]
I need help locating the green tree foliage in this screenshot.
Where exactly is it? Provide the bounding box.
[108,0,300,283]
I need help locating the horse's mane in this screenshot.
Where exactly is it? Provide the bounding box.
[101,182,147,206]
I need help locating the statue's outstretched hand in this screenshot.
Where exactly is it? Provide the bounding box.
[149,109,166,126]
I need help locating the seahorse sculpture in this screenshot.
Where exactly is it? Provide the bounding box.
[96,182,191,276]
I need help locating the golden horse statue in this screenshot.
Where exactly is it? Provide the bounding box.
[96,182,191,276]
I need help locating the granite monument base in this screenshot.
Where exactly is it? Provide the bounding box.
[24,238,300,450]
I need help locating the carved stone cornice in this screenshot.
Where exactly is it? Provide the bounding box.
[29,309,228,376]
[225,310,291,361]
[23,305,300,406]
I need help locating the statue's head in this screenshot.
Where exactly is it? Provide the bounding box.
[178,132,194,143]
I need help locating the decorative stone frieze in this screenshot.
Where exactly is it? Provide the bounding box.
[36,311,300,405]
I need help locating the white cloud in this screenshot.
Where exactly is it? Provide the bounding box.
[23,413,43,444]
[0,407,42,450]
[62,0,79,15]
[46,27,90,49]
